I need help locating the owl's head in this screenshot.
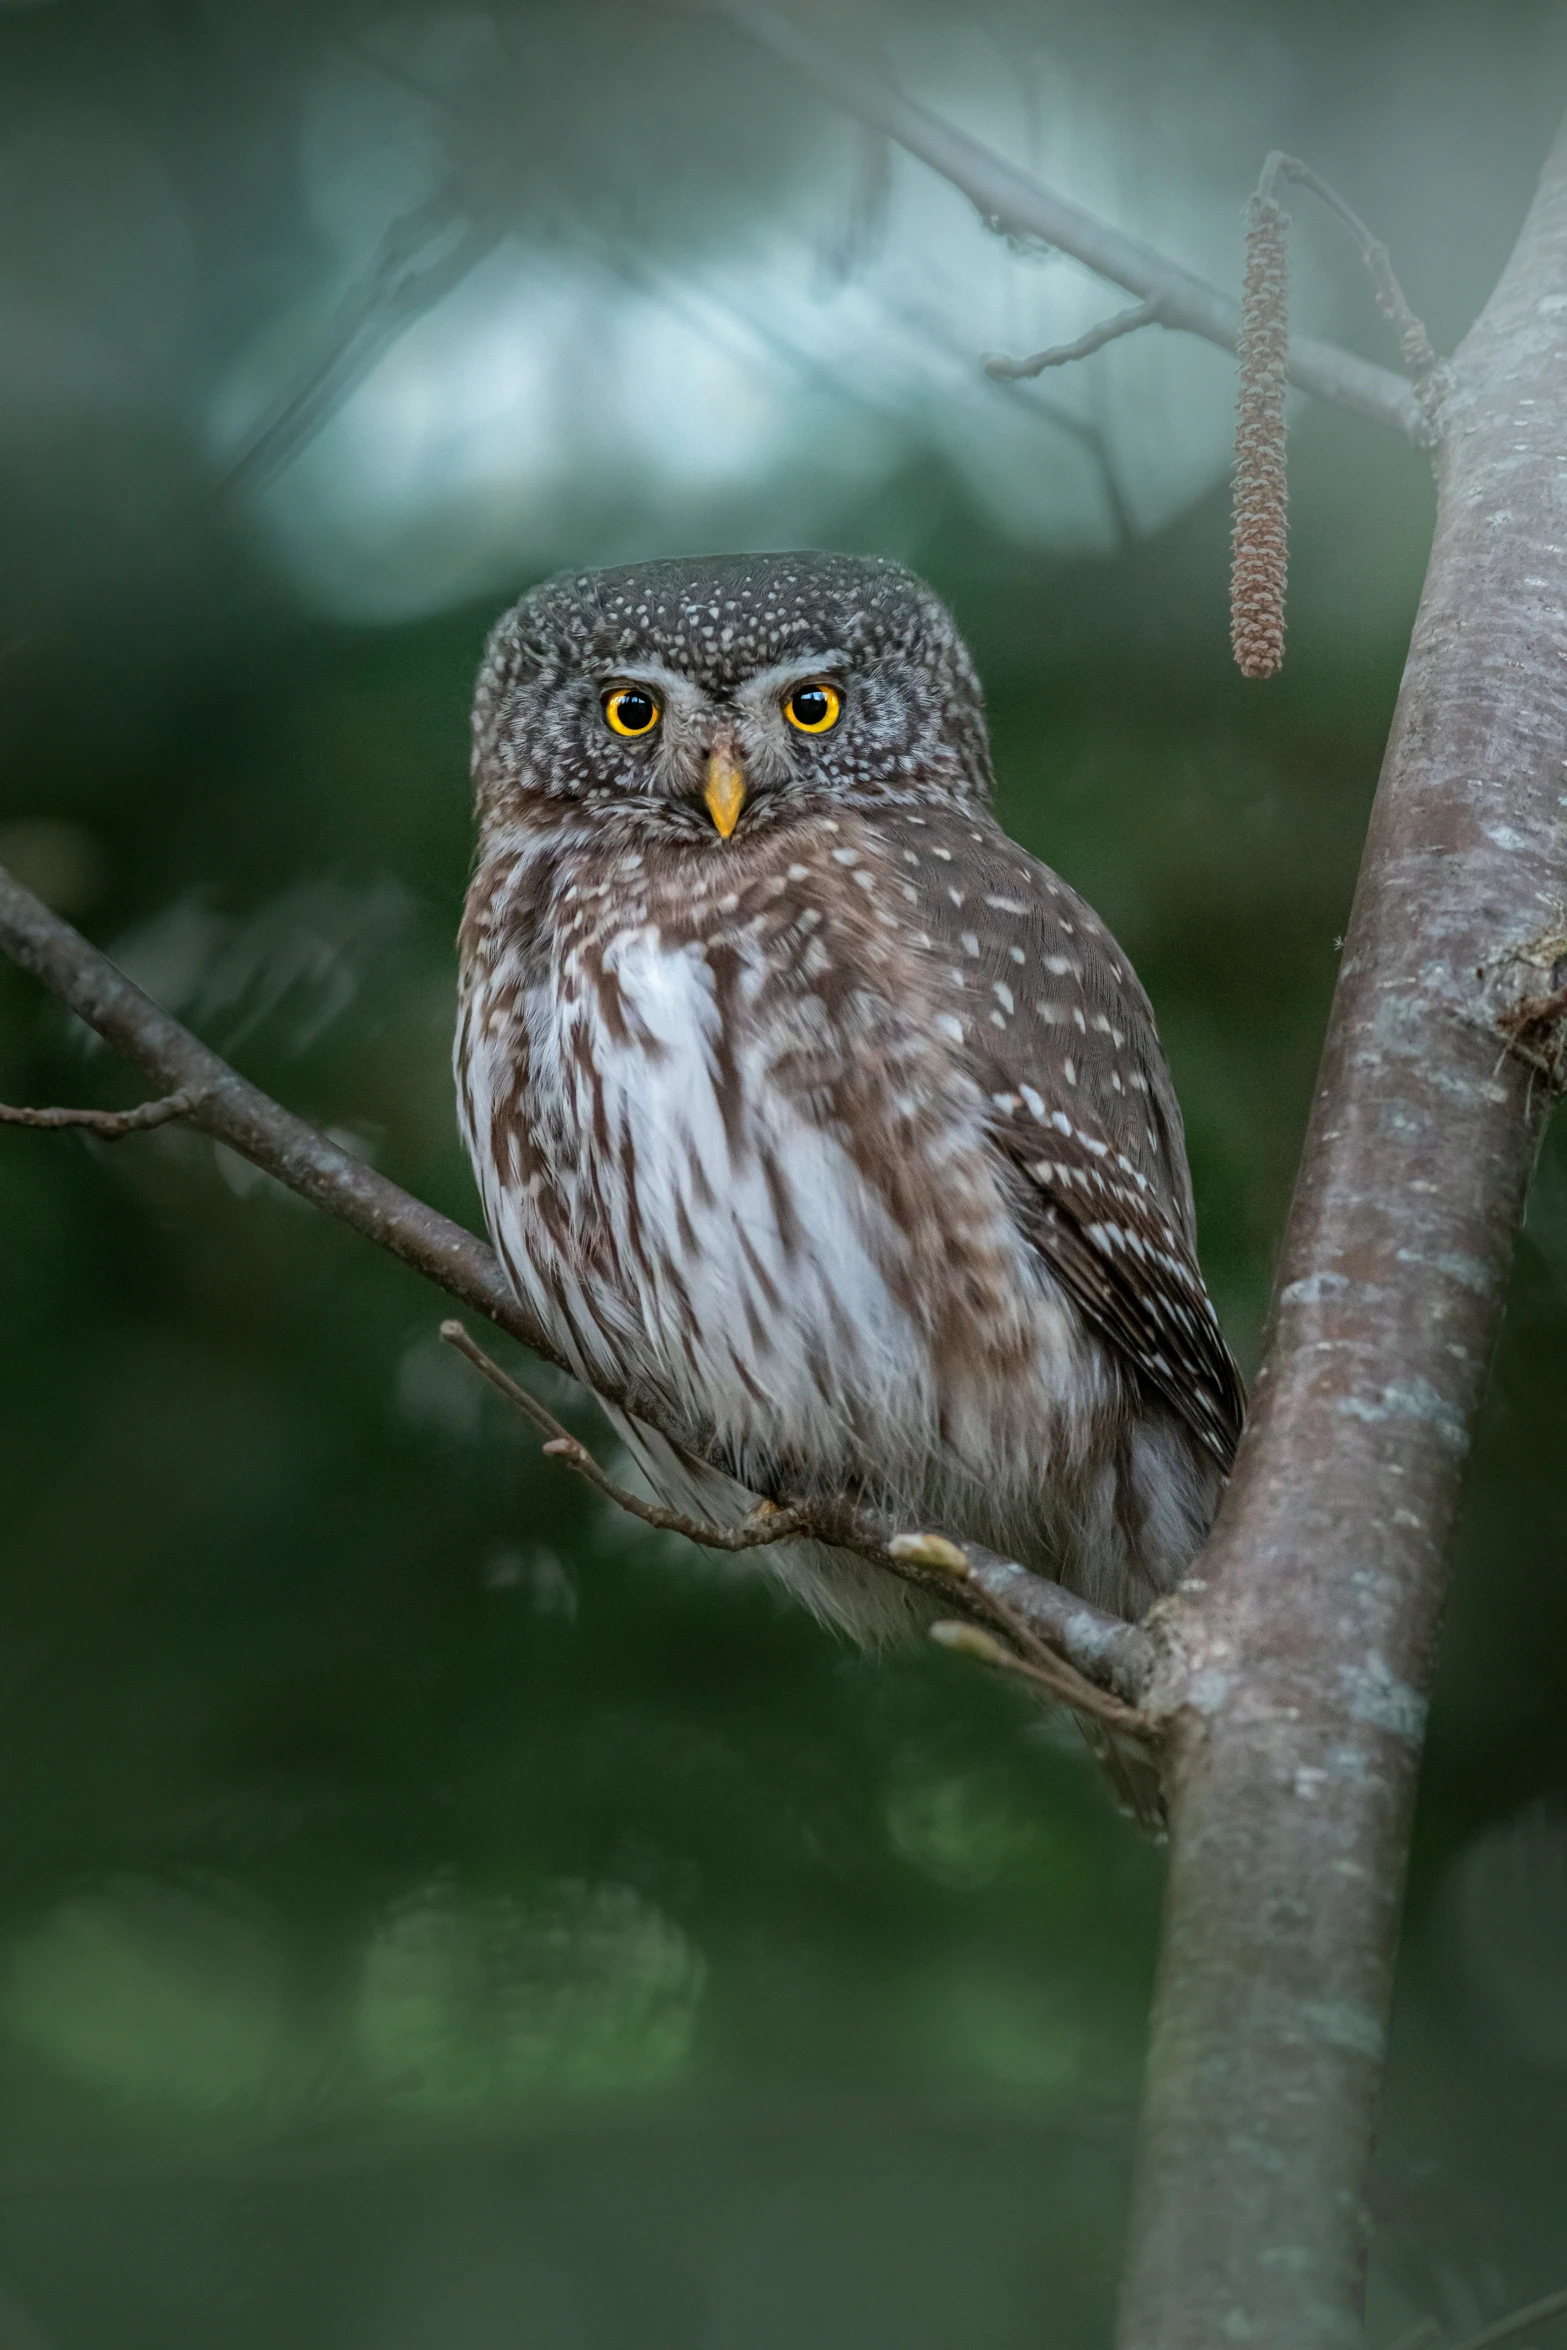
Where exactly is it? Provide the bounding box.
[470,551,994,845]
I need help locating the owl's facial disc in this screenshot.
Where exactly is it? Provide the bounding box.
[703,749,745,840]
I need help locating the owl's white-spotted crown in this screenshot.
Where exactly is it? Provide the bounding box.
[471,549,997,820]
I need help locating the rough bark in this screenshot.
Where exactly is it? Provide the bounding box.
[1116,114,1567,2350]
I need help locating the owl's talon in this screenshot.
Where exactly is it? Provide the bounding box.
[889,1531,971,1577]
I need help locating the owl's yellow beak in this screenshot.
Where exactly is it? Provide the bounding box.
[703,750,746,840]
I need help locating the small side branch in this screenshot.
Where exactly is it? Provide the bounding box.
[985,299,1163,380]
[439,1319,816,1553]
[929,1619,1155,1739]
[0,863,1151,1725]
[441,1319,1153,1741]
[0,1086,204,1140]
[1262,151,1439,385]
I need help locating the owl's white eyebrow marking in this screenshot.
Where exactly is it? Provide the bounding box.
[733,650,851,711]
[594,657,703,708]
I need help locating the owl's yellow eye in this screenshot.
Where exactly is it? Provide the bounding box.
[783,681,841,734]
[603,685,661,738]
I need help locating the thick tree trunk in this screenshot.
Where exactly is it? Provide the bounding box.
[1116,116,1567,2350]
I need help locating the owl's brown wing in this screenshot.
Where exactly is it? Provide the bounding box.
[886,803,1245,1470]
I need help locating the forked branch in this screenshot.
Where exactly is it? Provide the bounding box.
[440,1318,1154,1740]
[0,859,1149,1713]
[710,0,1428,440]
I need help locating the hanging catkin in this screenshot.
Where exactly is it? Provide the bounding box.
[1230,193,1290,679]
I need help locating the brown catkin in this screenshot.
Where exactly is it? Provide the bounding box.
[1230,193,1290,679]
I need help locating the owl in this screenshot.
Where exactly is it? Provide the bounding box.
[455,552,1243,1650]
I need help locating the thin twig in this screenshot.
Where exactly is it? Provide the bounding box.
[439,1319,813,1552]
[0,1086,203,1140]
[706,0,1427,442]
[441,1319,1154,1739]
[930,1618,1157,1739]
[985,299,1163,379]
[0,860,1150,1707]
[1261,151,1439,384]
[1440,2283,1567,2350]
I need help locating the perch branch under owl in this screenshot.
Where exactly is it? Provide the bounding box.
[440,1317,1154,1740]
[0,858,1150,1714]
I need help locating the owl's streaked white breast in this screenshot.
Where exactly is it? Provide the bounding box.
[458,875,1105,1529]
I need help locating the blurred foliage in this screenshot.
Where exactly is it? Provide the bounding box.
[0,3,1565,2346]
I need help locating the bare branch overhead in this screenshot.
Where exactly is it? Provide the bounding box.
[714,1,1429,443]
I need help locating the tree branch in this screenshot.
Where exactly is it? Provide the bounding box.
[439,1317,1152,1738]
[712,1,1429,442]
[0,860,1146,1706]
[1116,108,1567,2350]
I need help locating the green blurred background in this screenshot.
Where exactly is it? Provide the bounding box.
[0,3,1565,2343]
